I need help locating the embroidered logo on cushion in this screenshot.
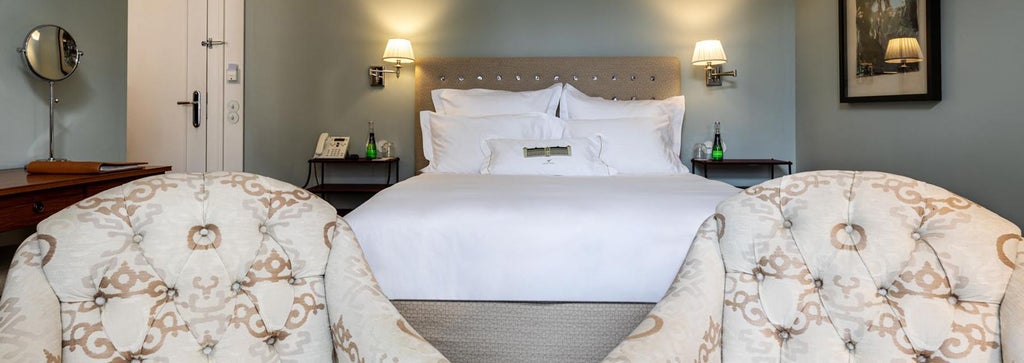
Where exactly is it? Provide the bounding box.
[522,145,572,158]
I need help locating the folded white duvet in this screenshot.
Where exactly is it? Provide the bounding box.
[345,173,739,302]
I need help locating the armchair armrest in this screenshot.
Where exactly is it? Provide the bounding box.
[603,215,726,362]
[0,234,63,362]
[324,217,448,363]
[1002,234,1024,362]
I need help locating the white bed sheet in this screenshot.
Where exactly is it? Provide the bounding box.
[345,173,739,303]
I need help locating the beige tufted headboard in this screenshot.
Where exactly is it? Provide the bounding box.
[413,57,682,171]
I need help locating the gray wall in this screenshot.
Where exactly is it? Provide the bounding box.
[245,0,796,189]
[796,0,1024,226]
[0,0,127,169]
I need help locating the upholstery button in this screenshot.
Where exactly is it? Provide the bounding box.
[267,337,277,346]
[844,224,854,234]
[259,225,268,234]
[912,232,922,240]
[94,296,107,306]
[916,354,928,362]
[947,295,959,305]
[288,277,297,285]
[231,282,242,292]
[783,220,793,229]
[778,330,790,340]
[878,288,889,297]
[814,279,823,289]
[845,341,855,351]
[132,234,143,243]
[166,288,177,300]
[199,228,209,237]
[202,346,214,355]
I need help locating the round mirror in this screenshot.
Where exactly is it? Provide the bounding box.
[20,24,82,82]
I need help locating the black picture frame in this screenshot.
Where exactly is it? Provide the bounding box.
[839,0,941,103]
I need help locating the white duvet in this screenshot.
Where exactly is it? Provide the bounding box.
[345,173,739,303]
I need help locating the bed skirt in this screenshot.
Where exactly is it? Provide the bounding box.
[392,300,655,363]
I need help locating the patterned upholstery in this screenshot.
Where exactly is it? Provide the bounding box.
[0,172,446,362]
[605,171,1023,362]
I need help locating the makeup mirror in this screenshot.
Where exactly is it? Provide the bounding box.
[16,24,84,161]
[20,24,82,81]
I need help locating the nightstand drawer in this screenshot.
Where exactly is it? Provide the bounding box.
[0,186,84,231]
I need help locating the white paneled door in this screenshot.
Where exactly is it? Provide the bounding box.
[128,0,244,173]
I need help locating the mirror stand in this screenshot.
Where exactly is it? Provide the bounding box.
[45,80,64,162]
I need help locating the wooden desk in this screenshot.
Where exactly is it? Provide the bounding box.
[0,166,171,233]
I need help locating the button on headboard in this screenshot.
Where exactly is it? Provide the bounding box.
[414,56,682,171]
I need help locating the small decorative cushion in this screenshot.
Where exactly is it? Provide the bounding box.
[481,136,616,176]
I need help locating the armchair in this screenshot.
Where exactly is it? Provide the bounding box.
[0,172,445,362]
[605,171,1022,362]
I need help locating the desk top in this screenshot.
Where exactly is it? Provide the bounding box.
[0,165,172,197]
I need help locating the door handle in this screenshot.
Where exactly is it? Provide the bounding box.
[176,91,202,128]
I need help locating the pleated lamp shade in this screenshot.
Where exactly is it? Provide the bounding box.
[692,40,728,66]
[884,37,923,64]
[382,38,415,64]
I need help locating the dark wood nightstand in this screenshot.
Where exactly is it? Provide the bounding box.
[302,157,399,213]
[691,158,793,187]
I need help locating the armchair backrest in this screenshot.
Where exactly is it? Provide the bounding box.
[605,171,1023,362]
[717,171,1020,361]
[1,172,337,361]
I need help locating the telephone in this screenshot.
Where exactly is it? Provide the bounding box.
[314,133,350,159]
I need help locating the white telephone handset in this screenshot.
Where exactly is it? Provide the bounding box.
[314,133,350,159]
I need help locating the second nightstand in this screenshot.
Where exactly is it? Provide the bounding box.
[691,158,793,187]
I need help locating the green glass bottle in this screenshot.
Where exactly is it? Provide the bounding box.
[711,121,724,161]
[365,121,378,159]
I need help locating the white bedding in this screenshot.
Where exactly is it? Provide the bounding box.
[345,173,739,303]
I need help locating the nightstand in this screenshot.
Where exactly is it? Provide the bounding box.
[691,158,793,187]
[302,157,399,214]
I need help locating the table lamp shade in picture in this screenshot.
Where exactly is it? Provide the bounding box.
[884,37,923,64]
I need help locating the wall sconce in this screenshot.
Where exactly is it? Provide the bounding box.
[884,37,922,72]
[369,38,415,87]
[691,39,737,87]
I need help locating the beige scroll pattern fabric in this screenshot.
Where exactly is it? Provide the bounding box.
[325,221,450,363]
[604,170,1023,362]
[0,172,443,362]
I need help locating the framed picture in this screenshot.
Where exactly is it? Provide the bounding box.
[839,0,941,103]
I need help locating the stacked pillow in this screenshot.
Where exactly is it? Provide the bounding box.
[420,83,688,176]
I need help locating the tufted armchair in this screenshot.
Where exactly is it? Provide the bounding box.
[605,171,1023,362]
[0,172,445,362]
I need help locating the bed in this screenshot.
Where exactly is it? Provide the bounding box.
[345,57,740,361]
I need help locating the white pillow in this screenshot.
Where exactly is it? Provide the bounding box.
[563,116,687,175]
[481,137,616,176]
[422,112,565,174]
[559,83,686,156]
[431,83,563,116]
